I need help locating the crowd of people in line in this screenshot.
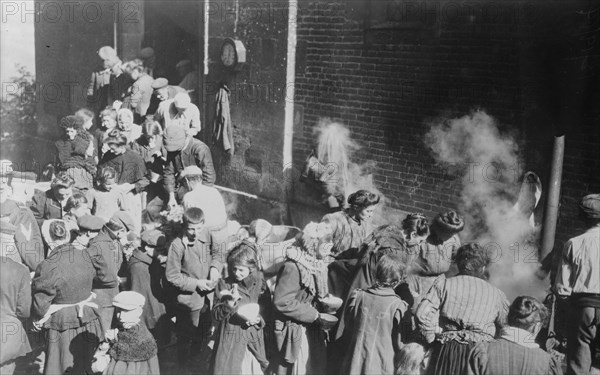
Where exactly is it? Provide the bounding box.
[1,45,599,375]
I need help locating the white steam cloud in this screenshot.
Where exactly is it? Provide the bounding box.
[425,110,548,301]
[314,119,381,207]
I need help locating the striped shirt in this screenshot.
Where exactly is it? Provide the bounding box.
[554,226,600,296]
[416,275,509,344]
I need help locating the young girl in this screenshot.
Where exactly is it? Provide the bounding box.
[341,253,409,375]
[102,291,160,375]
[117,108,142,145]
[211,242,270,375]
[87,165,125,222]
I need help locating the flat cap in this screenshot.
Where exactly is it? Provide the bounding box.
[173,92,191,109]
[178,166,203,181]
[140,47,155,59]
[175,59,192,69]
[151,77,169,90]
[98,46,117,60]
[108,211,135,232]
[77,215,105,231]
[112,291,145,310]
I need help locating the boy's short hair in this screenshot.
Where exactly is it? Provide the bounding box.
[183,207,205,225]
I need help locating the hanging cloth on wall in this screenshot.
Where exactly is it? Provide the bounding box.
[212,84,234,155]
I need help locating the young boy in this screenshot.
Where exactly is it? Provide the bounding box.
[165,207,224,366]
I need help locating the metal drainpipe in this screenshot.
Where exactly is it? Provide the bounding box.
[283,0,297,224]
[540,135,565,261]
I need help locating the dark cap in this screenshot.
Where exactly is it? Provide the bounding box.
[141,229,166,247]
[77,215,105,231]
[108,211,136,232]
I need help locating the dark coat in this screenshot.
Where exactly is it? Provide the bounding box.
[0,257,31,364]
[110,71,134,104]
[86,229,122,311]
[1,199,44,271]
[130,140,165,177]
[55,136,89,170]
[32,243,101,329]
[30,188,82,226]
[272,261,325,372]
[163,138,216,193]
[341,287,408,375]
[211,272,270,374]
[87,68,111,111]
[99,148,150,193]
[128,250,167,330]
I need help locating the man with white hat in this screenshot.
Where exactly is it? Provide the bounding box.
[154,92,201,137]
[554,193,600,375]
[180,166,228,251]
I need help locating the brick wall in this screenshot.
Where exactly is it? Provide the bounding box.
[292,0,600,249]
[205,0,291,223]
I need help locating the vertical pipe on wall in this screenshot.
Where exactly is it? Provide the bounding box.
[283,0,298,222]
[113,14,118,52]
[201,0,210,141]
[203,0,210,76]
[540,135,565,260]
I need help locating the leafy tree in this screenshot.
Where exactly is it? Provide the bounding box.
[0,64,42,168]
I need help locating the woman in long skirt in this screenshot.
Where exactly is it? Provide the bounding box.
[32,219,105,374]
[272,222,334,375]
[415,243,509,375]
